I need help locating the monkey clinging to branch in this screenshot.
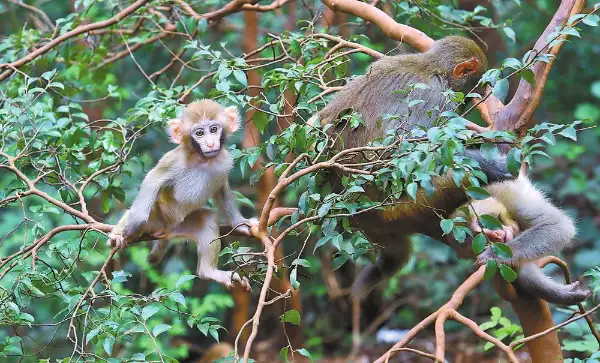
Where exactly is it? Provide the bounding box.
[309,36,586,303]
[450,188,590,306]
[108,100,256,292]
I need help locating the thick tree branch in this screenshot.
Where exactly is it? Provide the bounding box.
[321,0,434,52]
[496,0,586,133]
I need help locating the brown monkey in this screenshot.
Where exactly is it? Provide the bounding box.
[310,36,487,132]
[108,99,256,292]
[310,36,585,303]
[451,191,590,305]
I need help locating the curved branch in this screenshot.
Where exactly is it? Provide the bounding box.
[496,0,586,132]
[321,0,434,52]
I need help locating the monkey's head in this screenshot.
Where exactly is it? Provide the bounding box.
[429,36,488,93]
[167,99,239,159]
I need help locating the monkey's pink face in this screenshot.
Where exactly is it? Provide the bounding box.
[190,122,225,158]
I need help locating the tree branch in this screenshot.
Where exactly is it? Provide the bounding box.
[0,0,150,81]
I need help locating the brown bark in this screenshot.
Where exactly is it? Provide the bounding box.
[494,278,563,362]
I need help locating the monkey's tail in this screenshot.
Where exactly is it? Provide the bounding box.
[515,262,590,306]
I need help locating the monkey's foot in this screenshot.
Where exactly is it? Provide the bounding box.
[107,232,128,249]
[233,218,258,237]
[200,270,252,293]
[474,247,518,267]
[556,281,591,305]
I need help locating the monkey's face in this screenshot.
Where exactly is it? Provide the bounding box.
[190,122,225,158]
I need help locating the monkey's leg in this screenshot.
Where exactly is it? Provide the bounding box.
[147,240,170,265]
[514,263,590,305]
[170,209,251,292]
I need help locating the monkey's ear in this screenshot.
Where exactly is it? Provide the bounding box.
[452,57,480,79]
[167,118,184,144]
[223,106,240,133]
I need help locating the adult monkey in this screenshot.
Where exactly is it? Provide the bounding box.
[310,36,585,302]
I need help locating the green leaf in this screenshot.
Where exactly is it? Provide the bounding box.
[103,336,115,355]
[492,243,513,259]
[253,112,269,133]
[499,264,518,282]
[507,148,522,176]
[208,327,220,343]
[86,328,100,344]
[347,185,365,193]
[479,214,503,230]
[317,202,332,217]
[296,348,314,362]
[558,125,577,141]
[540,132,555,145]
[280,310,301,326]
[440,219,454,235]
[290,268,300,289]
[583,14,600,26]
[197,323,209,336]
[169,292,186,306]
[591,81,600,99]
[141,305,159,321]
[492,78,509,102]
[407,182,418,200]
[41,69,57,81]
[280,346,289,362]
[472,233,487,255]
[484,260,498,280]
[111,270,131,283]
[176,275,196,288]
[233,69,247,86]
[331,254,350,271]
[292,259,311,268]
[479,321,497,331]
[197,18,208,33]
[152,324,171,337]
[520,69,535,86]
[503,27,516,42]
[467,186,491,200]
[314,235,332,252]
[502,58,522,69]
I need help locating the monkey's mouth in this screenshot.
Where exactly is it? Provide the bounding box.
[202,150,220,158]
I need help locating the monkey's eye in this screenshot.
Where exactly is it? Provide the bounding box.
[195,129,204,137]
[210,126,218,134]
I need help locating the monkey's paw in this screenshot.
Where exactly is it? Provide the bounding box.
[234,218,258,237]
[557,281,591,305]
[229,272,252,293]
[474,247,518,267]
[107,232,128,249]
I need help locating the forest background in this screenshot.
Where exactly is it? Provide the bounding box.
[1,0,600,362]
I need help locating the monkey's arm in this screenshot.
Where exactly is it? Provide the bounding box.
[215,181,255,236]
[122,168,168,240]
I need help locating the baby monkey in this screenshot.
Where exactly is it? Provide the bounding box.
[108,99,256,292]
[451,179,590,305]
